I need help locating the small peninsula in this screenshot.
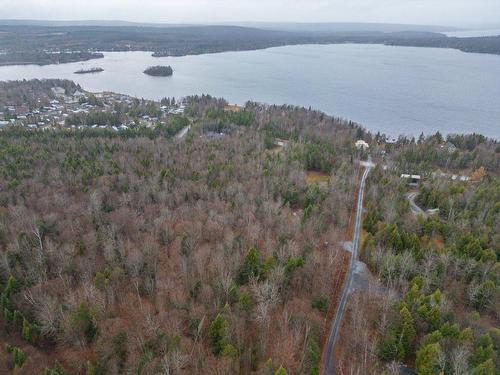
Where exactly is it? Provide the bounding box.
[74,67,104,74]
[143,65,173,77]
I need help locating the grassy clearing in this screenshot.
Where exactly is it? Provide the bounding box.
[430,235,446,251]
[305,171,330,187]
[267,145,284,155]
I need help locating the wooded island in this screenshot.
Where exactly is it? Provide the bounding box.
[74,67,104,74]
[143,65,173,76]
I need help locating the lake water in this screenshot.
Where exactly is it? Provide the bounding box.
[0,44,499,138]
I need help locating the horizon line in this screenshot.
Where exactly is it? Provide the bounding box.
[0,18,472,29]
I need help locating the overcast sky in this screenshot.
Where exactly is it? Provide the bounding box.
[2,0,500,27]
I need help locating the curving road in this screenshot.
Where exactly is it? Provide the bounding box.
[175,124,191,140]
[323,164,371,375]
[407,192,426,217]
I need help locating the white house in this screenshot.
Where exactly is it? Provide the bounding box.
[386,137,398,144]
[275,138,289,148]
[355,140,370,150]
[52,87,66,96]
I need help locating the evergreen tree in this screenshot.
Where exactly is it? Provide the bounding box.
[237,247,263,285]
[208,314,230,356]
[472,359,495,375]
[415,343,443,375]
[399,305,416,357]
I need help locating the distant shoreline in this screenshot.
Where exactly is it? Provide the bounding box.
[1,39,499,68]
[0,52,104,67]
[0,24,499,66]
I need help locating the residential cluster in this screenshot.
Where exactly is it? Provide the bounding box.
[0,87,186,131]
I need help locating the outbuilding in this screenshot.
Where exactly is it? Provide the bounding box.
[355,139,370,150]
[401,174,421,187]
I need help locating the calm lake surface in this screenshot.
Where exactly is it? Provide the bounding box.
[1,44,499,138]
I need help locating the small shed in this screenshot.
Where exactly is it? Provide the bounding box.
[401,174,421,187]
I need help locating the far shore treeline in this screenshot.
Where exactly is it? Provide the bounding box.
[0,24,499,66]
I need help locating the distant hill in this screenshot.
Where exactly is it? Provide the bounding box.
[233,22,463,34]
[0,19,462,33]
[0,19,193,28]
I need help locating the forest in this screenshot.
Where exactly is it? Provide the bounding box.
[0,24,499,65]
[334,135,499,374]
[0,79,498,374]
[0,87,367,374]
